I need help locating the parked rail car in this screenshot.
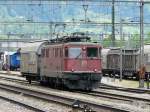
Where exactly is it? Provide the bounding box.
[139,45,150,75]
[21,35,102,90]
[0,52,4,70]
[102,48,139,78]
[21,41,48,80]
[9,52,21,71]
[2,51,20,71]
[101,48,110,76]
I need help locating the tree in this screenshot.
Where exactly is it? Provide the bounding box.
[102,35,112,47]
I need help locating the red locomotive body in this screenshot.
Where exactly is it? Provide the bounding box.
[40,42,102,90]
[64,44,101,73]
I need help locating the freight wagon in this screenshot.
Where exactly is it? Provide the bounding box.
[9,52,20,71]
[2,51,21,71]
[102,48,139,79]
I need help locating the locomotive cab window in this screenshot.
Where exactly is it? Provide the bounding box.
[65,48,68,57]
[68,48,82,58]
[87,47,98,57]
[99,48,101,58]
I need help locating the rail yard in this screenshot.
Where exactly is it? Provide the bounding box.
[0,0,150,112]
[0,71,149,112]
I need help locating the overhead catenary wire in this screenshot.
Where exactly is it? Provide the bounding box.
[0,0,148,43]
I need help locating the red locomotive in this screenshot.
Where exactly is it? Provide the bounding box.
[21,33,102,90]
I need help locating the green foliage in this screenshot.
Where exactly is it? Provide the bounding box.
[129,33,140,48]
[0,35,10,39]
[144,32,150,44]
[102,35,112,47]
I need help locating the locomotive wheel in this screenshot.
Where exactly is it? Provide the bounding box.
[40,80,44,85]
[85,87,92,91]
[28,79,31,84]
[135,76,139,80]
[123,75,127,79]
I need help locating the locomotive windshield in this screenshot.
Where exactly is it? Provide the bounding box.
[65,47,99,58]
[87,47,98,57]
[68,48,82,58]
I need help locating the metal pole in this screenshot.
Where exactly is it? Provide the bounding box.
[119,19,123,81]
[83,4,88,23]
[7,32,10,72]
[139,0,144,88]
[120,48,122,81]
[112,0,115,47]
[49,22,53,40]
[120,19,123,44]
[7,32,10,52]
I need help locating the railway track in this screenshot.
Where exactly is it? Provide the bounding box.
[77,89,150,111]
[93,90,150,104]
[0,82,131,112]
[0,73,149,111]
[100,83,150,94]
[1,71,150,94]
[1,71,149,93]
[0,92,45,112]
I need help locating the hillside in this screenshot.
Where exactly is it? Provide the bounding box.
[0,1,150,40]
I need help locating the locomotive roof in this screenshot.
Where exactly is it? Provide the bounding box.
[42,42,101,48]
[21,41,48,54]
[107,48,138,55]
[64,42,101,46]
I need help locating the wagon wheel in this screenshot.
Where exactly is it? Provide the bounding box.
[28,79,31,84]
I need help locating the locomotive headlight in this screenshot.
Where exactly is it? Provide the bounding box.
[82,46,86,50]
[94,69,97,72]
[71,69,74,72]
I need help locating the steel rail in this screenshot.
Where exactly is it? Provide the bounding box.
[0,74,128,104]
[100,83,150,94]
[0,72,149,96]
[95,88,150,105]
[0,77,149,109]
[0,72,150,94]
[76,89,150,107]
[1,72,150,94]
[0,94,45,112]
[0,73,149,110]
[93,90,150,104]
[77,91,134,103]
[0,81,130,112]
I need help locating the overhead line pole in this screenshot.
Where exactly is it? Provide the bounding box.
[112,0,115,47]
[139,0,144,88]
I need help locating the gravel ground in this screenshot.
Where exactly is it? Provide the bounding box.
[0,74,150,112]
[0,73,25,80]
[0,79,149,112]
[0,71,21,76]
[0,98,34,112]
[0,87,71,112]
[97,88,150,99]
[102,77,150,89]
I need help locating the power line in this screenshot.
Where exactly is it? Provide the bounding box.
[0,0,150,5]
